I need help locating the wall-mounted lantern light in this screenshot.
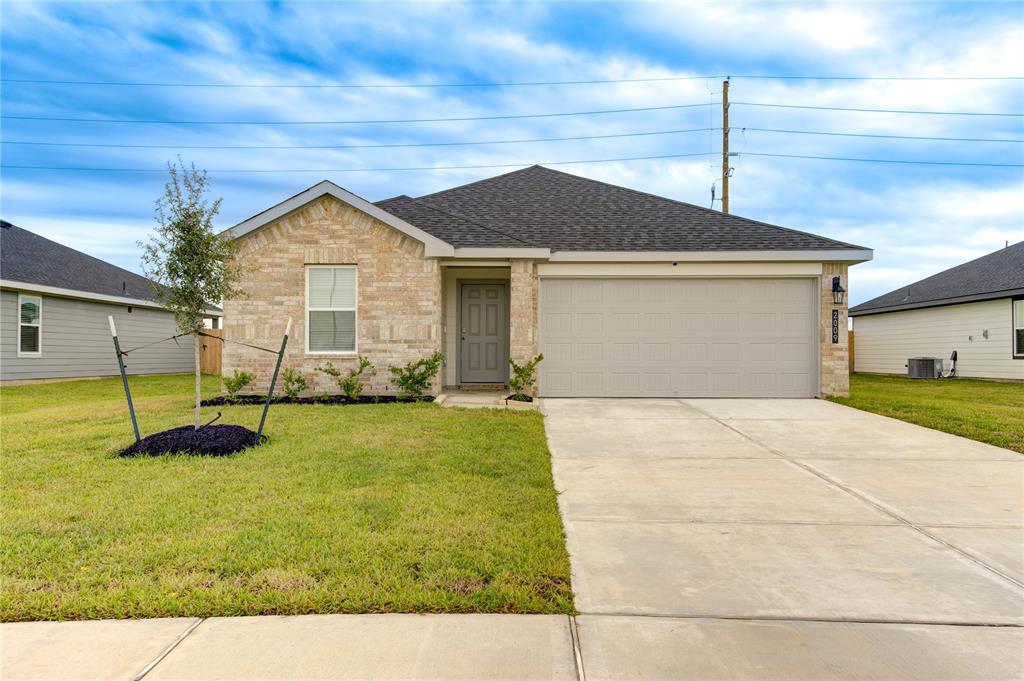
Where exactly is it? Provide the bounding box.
[831,276,846,305]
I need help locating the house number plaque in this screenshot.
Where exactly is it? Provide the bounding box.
[831,309,840,344]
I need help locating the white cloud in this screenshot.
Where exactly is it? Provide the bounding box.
[1,1,1021,305]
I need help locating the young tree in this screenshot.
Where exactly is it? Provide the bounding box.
[141,160,243,428]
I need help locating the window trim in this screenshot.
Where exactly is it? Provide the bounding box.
[304,265,358,356]
[17,293,42,357]
[1013,296,1024,360]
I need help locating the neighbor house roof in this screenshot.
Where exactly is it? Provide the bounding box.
[0,221,221,313]
[377,165,868,253]
[228,166,871,261]
[850,240,1024,317]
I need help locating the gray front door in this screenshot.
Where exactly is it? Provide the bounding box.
[460,283,508,383]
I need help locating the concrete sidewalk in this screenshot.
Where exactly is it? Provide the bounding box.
[1,614,580,681]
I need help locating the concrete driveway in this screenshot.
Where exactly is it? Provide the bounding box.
[543,398,1024,680]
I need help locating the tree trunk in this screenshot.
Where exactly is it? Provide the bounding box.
[194,333,201,429]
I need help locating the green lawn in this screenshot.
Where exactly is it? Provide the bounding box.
[0,375,573,621]
[828,373,1024,454]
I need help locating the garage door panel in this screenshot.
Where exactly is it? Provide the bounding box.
[539,278,817,398]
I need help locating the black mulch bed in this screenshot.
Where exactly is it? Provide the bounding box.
[119,424,265,457]
[201,395,434,407]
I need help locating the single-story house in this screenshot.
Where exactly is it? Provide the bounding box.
[850,241,1024,381]
[0,221,221,382]
[222,165,872,398]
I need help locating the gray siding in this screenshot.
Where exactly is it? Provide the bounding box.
[853,298,1024,380]
[1,289,195,381]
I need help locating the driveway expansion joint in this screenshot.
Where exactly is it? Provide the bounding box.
[132,617,205,681]
[568,615,587,681]
[575,612,1024,628]
[685,403,1024,592]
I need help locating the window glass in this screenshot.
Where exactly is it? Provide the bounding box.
[18,295,41,354]
[20,298,39,325]
[307,267,356,353]
[308,267,356,309]
[1015,300,1024,357]
[309,311,356,352]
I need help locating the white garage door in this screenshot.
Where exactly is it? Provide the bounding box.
[539,278,818,398]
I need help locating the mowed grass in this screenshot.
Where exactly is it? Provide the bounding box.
[828,373,1024,454]
[0,375,573,621]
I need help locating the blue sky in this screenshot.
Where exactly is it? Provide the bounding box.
[2,1,1022,305]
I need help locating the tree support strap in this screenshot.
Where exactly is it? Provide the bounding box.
[198,331,279,355]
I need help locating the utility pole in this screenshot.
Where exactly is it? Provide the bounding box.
[721,78,730,214]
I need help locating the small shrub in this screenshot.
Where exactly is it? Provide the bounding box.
[280,367,307,399]
[389,352,444,399]
[508,354,544,402]
[222,370,256,404]
[318,357,375,400]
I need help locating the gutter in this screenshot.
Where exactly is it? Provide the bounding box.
[0,279,222,316]
[849,288,1024,317]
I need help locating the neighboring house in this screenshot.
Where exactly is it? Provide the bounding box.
[222,165,872,398]
[0,221,221,382]
[850,241,1024,381]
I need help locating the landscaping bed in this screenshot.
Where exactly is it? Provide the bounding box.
[829,373,1024,454]
[120,424,264,457]
[0,374,573,621]
[202,394,434,407]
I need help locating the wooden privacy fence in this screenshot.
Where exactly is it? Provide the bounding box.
[200,329,223,375]
[848,330,855,373]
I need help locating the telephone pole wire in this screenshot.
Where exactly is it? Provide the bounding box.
[721,78,730,213]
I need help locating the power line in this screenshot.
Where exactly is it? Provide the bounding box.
[743,152,1022,167]
[0,75,718,88]
[0,127,716,150]
[4,150,1020,173]
[732,75,1024,81]
[741,128,1024,143]
[0,102,712,125]
[0,152,717,173]
[4,126,1016,151]
[733,101,1024,117]
[2,75,1021,88]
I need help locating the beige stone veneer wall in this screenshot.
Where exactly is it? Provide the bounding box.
[509,260,540,363]
[223,195,443,395]
[820,262,850,397]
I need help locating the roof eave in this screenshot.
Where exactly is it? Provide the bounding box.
[850,287,1024,317]
[225,180,456,258]
[547,248,873,263]
[1,279,222,316]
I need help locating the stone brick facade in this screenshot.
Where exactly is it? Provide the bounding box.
[819,262,850,397]
[509,259,539,362]
[223,195,442,395]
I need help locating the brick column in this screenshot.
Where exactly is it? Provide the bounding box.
[509,260,539,392]
[820,263,850,397]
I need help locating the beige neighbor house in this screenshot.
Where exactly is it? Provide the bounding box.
[850,241,1024,381]
[222,166,872,398]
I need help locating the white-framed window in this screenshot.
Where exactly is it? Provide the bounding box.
[1013,297,1024,359]
[305,265,357,354]
[18,293,42,356]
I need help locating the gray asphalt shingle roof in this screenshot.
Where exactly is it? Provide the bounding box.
[849,240,1024,316]
[374,194,530,247]
[1,221,221,312]
[376,165,865,252]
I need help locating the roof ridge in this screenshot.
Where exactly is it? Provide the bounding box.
[528,165,867,251]
[414,165,542,201]
[409,195,544,248]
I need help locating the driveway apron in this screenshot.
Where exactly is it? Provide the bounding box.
[543,397,1024,680]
